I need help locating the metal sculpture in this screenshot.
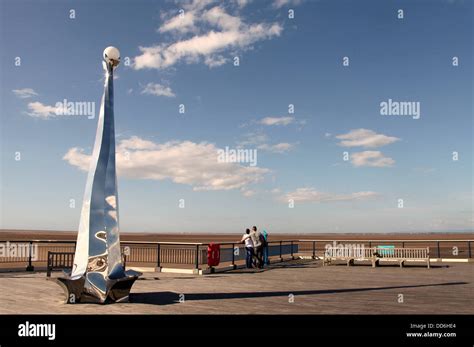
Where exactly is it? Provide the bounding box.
[56,47,141,304]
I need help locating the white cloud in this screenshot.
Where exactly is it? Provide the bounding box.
[237,132,270,147]
[63,136,269,192]
[184,0,217,11]
[258,142,295,153]
[350,151,395,167]
[238,132,296,153]
[119,136,159,150]
[12,88,38,99]
[159,2,244,35]
[259,116,295,126]
[235,0,251,8]
[141,82,176,97]
[280,187,379,203]
[159,11,197,34]
[241,189,256,197]
[202,6,242,31]
[134,4,283,70]
[204,55,228,67]
[273,0,302,9]
[134,24,282,70]
[335,129,400,148]
[26,101,57,119]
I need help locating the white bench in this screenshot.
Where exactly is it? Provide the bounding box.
[323,247,430,268]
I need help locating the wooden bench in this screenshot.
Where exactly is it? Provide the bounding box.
[323,247,430,268]
[47,252,75,277]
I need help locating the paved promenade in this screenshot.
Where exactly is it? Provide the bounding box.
[0,259,472,314]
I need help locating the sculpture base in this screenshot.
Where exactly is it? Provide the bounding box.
[55,270,141,304]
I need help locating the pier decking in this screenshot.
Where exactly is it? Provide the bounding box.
[0,259,472,314]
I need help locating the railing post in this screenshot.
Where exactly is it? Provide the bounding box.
[157,243,161,269]
[312,241,316,259]
[279,241,283,262]
[291,241,294,259]
[427,247,430,269]
[231,243,236,269]
[46,251,51,277]
[26,241,34,271]
[468,241,471,259]
[195,244,200,272]
[437,241,441,258]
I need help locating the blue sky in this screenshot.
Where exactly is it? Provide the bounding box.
[0,0,472,233]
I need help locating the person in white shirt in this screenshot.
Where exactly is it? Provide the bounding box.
[240,228,254,268]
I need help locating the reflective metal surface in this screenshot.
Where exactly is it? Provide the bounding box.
[56,49,140,304]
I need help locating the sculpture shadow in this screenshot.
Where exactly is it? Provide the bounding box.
[129,281,468,306]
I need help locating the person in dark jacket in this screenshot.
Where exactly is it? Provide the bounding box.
[262,229,269,265]
[252,226,264,268]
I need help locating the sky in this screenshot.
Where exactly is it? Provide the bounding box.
[0,0,472,234]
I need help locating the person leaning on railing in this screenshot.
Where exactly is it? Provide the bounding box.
[262,229,269,265]
[251,226,264,269]
[240,228,255,269]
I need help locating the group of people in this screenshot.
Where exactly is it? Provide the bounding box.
[240,226,269,269]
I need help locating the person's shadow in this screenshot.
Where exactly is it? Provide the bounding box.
[129,281,467,306]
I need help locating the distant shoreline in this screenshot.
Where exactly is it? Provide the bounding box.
[1,229,472,243]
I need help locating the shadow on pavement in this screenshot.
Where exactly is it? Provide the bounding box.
[129,281,468,306]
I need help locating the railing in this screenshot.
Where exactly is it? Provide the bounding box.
[297,239,473,259]
[210,241,298,269]
[1,238,471,273]
[0,239,299,273]
[0,240,76,271]
[47,251,128,277]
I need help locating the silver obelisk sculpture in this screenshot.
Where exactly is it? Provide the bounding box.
[56,47,141,304]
